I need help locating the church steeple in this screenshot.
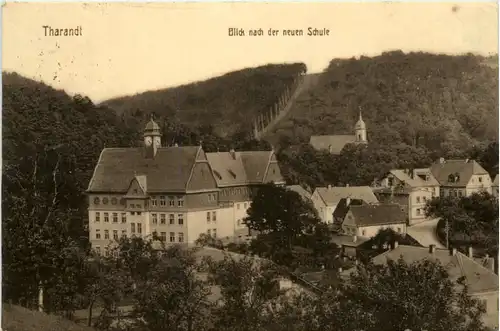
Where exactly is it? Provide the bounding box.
[355,111,367,143]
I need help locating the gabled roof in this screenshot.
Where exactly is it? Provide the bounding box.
[287,185,312,201]
[348,204,407,227]
[388,169,439,188]
[372,245,499,294]
[309,135,356,155]
[332,198,365,221]
[429,159,489,187]
[206,150,284,187]
[87,146,201,193]
[315,186,379,206]
[493,174,499,186]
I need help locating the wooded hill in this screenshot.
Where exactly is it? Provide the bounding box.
[101,63,306,138]
[267,51,499,157]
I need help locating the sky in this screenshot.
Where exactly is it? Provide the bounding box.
[3,2,498,103]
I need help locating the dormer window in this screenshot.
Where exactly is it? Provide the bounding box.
[228,169,237,179]
[213,170,222,180]
[479,177,483,183]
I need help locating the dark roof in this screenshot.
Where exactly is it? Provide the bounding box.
[348,204,407,226]
[332,198,365,221]
[87,146,201,193]
[287,185,312,200]
[430,159,489,187]
[315,186,379,206]
[206,151,284,187]
[372,245,499,294]
[309,135,356,154]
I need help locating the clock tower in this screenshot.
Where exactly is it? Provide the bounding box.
[143,115,162,156]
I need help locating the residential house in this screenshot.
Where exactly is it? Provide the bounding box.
[340,204,408,238]
[493,174,499,197]
[86,118,285,252]
[329,234,369,258]
[311,185,379,224]
[331,197,365,231]
[429,158,492,197]
[369,245,499,329]
[309,112,368,155]
[376,168,439,225]
[286,185,312,202]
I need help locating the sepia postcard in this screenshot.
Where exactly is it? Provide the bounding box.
[2,2,499,331]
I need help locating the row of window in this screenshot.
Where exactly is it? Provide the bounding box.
[415,196,429,204]
[153,231,185,243]
[440,188,464,198]
[93,197,125,206]
[152,213,184,225]
[206,211,217,223]
[207,229,217,238]
[220,187,252,197]
[95,212,127,223]
[151,196,185,207]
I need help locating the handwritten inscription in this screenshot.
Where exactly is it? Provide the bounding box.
[43,25,83,37]
[228,27,330,37]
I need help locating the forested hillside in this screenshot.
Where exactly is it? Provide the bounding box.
[102,63,306,137]
[269,51,498,155]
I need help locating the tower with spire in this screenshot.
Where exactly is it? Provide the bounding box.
[354,111,367,143]
[143,114,162,156]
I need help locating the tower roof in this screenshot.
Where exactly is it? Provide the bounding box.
[144,115,161,136]
[355,111,366,130]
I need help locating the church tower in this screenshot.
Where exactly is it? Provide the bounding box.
[143,115,162,156]
[354,111,367,143]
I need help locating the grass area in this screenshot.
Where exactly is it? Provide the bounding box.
[2,304,96,331]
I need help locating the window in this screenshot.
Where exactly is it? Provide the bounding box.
[104,230,109,240]
[388,177,394,186]
[103,197,109,205]
[207,229,211,236]
[208,194,213,202]
[361,230,366,236]
[416,196,421,203]
[104,213,109,223]
[169,232,175,242]
[112,213,118,223]
[111,197,117,205]
[137,223,142,234]
[95,229,101,239]
[423,196,427,202]
[151,198,158,206]
[244,203,247,209]
[237,203,240,210]
[160,214,166,225]
[121,213,127,223]
[397,227,402,233]
[95,246,101,254]
[121,230,127,237]
[160,196,166,206]
[94,197,101,205]
[169,214,174,225]
[152,213,158,224]
[137,212,142,216]
[479,176,483,183]
[206,212,211,223]
[95,212,100,222]
[212,229,217,238]
[178,232,184,243]
[237,219,241,226]
[212,211,216,222]
[177,196,184,207]
[131,211,135,215]
[178,214,184,225]
[113,230,118,240]
[458,190,463,197]
[131,223,136,234]
[168,196,175,206]
[416,209,421,215]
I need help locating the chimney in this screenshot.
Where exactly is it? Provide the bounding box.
[429,245,436,254]
[393,241,399,249]
[352,235,357,243]
[468,246,473,258]
[450,248,457,256]
[346,197,351,206]
[230,149,236,160]
[338,267,343,273]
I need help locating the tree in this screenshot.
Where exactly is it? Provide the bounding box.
[130,245,212,331]
[318,258,487,331]
[244,183,320,250]
[205,252,286,331]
